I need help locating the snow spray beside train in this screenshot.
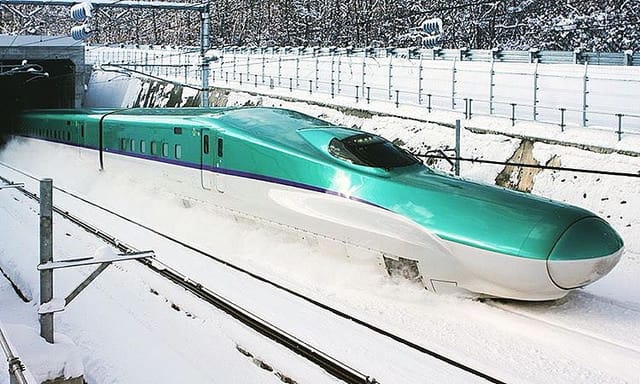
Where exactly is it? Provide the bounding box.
[17,107,624,300]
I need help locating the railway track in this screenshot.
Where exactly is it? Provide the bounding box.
[482,296,640,357]
[0,163,505,384]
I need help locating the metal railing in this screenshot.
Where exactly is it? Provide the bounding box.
[85,45,640,138]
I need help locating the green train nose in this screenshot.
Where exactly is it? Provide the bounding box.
[546,217,624,290]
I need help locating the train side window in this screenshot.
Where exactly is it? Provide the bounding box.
[217,138,223,157]
[130,139,136,152]
[175,144,182,159]
[174,127,182,135]
[81,125,85,138]
[203,135,209,154]
[120,138,127,150]
[162,143,169,157]
[67,132,71,141]
[151,141,158,155]
[140,140,146,153]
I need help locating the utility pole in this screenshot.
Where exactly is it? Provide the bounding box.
[39,178,54,343]
[200,2,210,107]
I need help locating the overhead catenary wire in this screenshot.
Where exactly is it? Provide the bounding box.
[417,154,640,178]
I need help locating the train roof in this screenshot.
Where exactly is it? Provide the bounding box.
[113,107,358,158]
[24,107,364,158]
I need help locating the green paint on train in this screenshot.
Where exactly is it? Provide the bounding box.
[18,107,623,263]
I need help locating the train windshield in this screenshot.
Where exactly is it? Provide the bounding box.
[328,134,420,168]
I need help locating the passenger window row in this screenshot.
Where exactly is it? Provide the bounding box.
[119,137,182,160]
[31,127,72,142]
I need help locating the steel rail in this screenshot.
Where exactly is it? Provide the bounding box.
[0,172,376,384]
[0,162,506,384]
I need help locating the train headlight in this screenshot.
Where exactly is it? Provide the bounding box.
[546,217,624,290]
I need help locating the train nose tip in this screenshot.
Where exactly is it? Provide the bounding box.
[546,217,624,290]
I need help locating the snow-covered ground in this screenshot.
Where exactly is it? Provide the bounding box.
[0,170,348,384]
[1,90,639,383]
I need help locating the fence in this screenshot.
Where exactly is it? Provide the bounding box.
[85,45,640,138]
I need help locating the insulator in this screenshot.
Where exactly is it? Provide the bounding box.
[70,2,93,22]
[421,18,443,34]
[422,35,442,49]
[71,24,92,40]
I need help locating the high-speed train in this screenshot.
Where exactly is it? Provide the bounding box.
[16,107,624,300]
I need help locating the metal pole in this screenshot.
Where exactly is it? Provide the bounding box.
[361,49,366,97]
[533,61,539,120]
[418,55,423,104]
[1,325,28,384]
[582,62,589,127]
[39,178,54,344]
[616,113,623,141]
[330,52,335,87]
[232,50,237,80]
[451,57,457,109]
[296,57,300,88]
[315,55,319,90]
[387,56,393,100]
[455,120,461,176]
[261,53,265,84]
[277,56,282,87]
[464,98,468,119]
[489,58,495,114]
[337,56,341,94]
[199,4,210,107]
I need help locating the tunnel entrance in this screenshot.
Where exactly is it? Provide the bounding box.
[0,59,76,109]
[0,35,85,148]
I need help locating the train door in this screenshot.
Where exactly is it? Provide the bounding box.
[77,121,86,159]
[200,129,215,190]
[214,134,224,193]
